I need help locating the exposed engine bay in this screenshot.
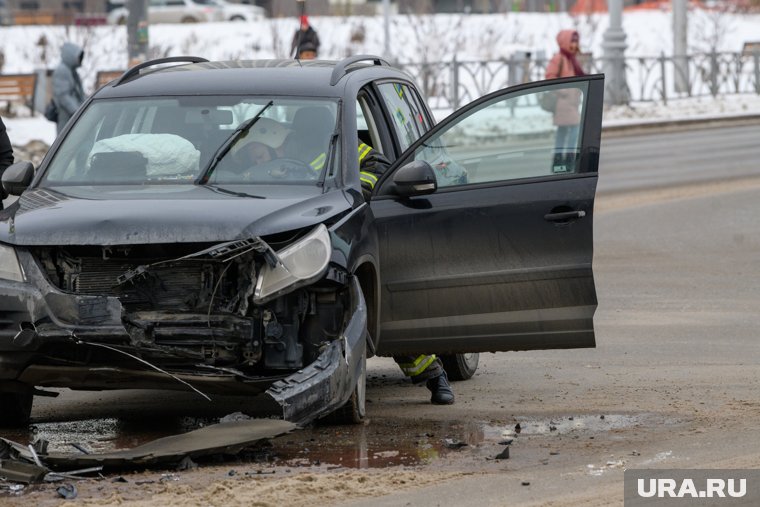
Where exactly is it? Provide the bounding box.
[29,235,348,375]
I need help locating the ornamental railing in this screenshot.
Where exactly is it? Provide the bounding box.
[396,51,760,110]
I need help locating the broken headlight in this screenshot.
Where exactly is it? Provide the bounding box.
[254,224,331,304]
[0,243,24,282]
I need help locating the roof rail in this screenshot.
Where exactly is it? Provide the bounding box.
[330,55,389,86]
[113,56,209,86]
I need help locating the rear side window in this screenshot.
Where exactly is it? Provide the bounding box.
[377,83,429,151]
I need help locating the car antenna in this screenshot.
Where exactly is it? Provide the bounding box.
[196,100,274,185]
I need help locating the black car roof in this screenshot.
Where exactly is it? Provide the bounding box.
[94,57,415,99]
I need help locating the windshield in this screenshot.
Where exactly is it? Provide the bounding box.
[41,97,339,187]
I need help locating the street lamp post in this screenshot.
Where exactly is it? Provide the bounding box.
[673,0,689,93]
[602,0,629,106]
[382,0,390,58]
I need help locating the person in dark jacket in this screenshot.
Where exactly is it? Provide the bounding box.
[290,15,320,59]
[0,117,13,209]
[52,42,85,134]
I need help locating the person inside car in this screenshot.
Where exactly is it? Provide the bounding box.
[229,118,291,176]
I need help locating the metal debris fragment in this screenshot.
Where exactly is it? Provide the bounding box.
[56,483,78,499]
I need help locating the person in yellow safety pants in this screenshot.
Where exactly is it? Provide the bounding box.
[355,142,455,405]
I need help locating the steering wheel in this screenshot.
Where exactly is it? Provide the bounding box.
[250,158,317,181]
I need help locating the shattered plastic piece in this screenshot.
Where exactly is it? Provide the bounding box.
[495,447,510,460]
[111,476,128,483]
[219,412,253,423]
[31,439,49,456]
[0,458,49,483]
[549,451,560,456]
[521,481,530,486]
[42,420,296,470]
[69,443,91,455]
[442,438,468,449]
[515,423,522,434]
[175,456,198,471]
[56,483,78,500]
[498,438,514,446]
[44,466,104,482]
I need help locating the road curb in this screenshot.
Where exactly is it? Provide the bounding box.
[601,114,760,138]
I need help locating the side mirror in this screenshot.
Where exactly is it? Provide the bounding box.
[2,161,34,196]
[392,160,437,197]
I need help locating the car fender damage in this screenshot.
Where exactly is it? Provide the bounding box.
[0,229,367,425]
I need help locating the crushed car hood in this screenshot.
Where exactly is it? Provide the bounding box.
[0,185,351,246]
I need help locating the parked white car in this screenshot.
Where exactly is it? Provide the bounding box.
[107,0,224,24]
[211,0,266,21]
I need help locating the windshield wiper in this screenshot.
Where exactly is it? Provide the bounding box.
[203,184,265,199]
[196,100,274,184]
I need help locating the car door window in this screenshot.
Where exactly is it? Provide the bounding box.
[377,83,428,151]
[407,81,589,188]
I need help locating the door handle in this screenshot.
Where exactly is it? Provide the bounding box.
[544,210,586,222]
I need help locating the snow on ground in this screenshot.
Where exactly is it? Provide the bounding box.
[1,10,759,95]
[2,10,759,146]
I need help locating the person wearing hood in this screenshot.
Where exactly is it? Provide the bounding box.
[290,15,320,59]
[0,116,13,209]
[545,30,585,169]
[52,42,85,134]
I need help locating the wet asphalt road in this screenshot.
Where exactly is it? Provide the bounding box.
[4,122,760,505]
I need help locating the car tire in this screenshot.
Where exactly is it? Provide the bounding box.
[230,15,246,21]
[0,384,33,427]
[322,347,366,425]
[440,352,479,381]
[181,16,198,23]
[116,15,126,25]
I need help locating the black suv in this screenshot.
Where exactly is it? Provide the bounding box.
[0,56,604,426]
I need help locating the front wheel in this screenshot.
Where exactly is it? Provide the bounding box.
[440,352,479,381]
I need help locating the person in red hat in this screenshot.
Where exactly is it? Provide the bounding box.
[291,15,321,59]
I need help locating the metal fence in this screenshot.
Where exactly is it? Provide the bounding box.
[396,51,760,110]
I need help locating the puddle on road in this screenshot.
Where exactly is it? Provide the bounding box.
[514,414,646,436]
[0,413,655,470]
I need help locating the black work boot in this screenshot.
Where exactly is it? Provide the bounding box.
[426,371,455,405]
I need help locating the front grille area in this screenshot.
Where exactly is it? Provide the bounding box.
[74,258,209,309]
[30,244,248,312]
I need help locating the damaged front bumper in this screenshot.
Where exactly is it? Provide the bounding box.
[0,244,367,425]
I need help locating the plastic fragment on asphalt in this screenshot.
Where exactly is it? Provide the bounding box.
[0,458,49,483]
[442,438,468,449]
[41,419,297,470]
[56,483,77,499]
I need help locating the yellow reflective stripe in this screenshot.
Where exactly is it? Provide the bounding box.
[359,171,378,184]
[310,153,326,171]
[359,175,376,189]
[357,143,372,162]
[398,354,437,377]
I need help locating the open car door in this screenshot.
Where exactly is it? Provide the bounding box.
[371,75,604,356]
